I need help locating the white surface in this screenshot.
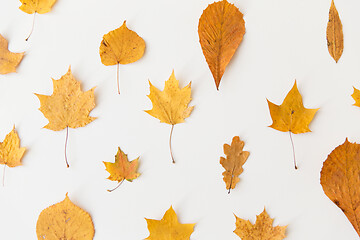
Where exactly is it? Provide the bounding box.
[0,0,359,239]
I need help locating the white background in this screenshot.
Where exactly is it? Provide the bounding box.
[0,0,359,239]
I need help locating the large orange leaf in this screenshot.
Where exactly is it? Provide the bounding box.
[198,0,245,90]
[320,139,360,237]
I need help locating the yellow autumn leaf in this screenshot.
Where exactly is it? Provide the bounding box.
[0,34,24,74]
[36,193,95,240]
[234,209,287,240]
[145,206,195,240]
[326,0,343,63]
[220,136,249,193]
[145,70,194,163]
[351,86,360,107]
[267,81,319,169]
[100,21,145,94]
[35,67,96,167]
[103,147,140,192]
[198,0,245,90]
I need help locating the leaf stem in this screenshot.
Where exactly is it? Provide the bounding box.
[65,126,69,168]
[117,63,120,95]
[25,12,36,41]
[289,131,297,170]
[107,179,124,192]
[169,124,175,163]
[2,164,5,187]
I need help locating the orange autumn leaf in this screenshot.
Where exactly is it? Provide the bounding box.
[36,193,94,240]
[0,34,24,74]
[100,21,145,94]
[234,209,287,240]
[145,206,195,240]
[351,86,360,107]
[220,136,249,193]
[103,147,140,192]
[198,0,245,90]
[326,0,343,63]
[320,139,360,237]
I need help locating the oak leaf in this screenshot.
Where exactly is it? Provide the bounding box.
[320,139,360,237]
[326,0,343,63]
[145,206,195,240]
[100,21,145,94]
[0,34,24,74]
[145,70,193,163]
[220,136,249,193]
[103,147,140,192]
[234,209,287,240]
[35,67,96,167]
[198,0,245,90]
[36,193,94,240]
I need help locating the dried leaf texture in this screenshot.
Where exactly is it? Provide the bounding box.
[220,136,249,192]
[0,34,24,74]
[267,81,319,134]
[234,209,287,240]
[103,147,140,182]
[145,70,194,125]
[100,21,145,66]
[0,127,26,167]
[326,0,343,63]
[198,0,245,90]
[19,0,57,14]
[320,139,360,237]
[36,194,94,240]
[35,67,96,131]
[352,86,360,107]
[145,206,195,240]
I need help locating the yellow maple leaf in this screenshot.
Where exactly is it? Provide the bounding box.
[145,70,194,163]
[100,21,145,94]
[103,147,140,192]
[220,136,249,193]
[234,209,287,240]
[19,0,57,41]
[267,81,319,169]
[326,0,343,63]
[198,0,245,90]
[36,193,95,240]
[145,206,195,240]
[351,86,360,107]
[35,67,96,167]
[321,139,360,237]
[0,34,24,74]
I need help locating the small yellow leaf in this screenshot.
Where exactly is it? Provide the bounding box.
[35,67,96,131]
[145,206,195,240]
[234,209,287,240]
[36,193,95,240]
[0,127,26,168]
[351,86,360,107]
[145,70,194,125]
[198,0,245,90]
[19,0,57,14]
[220,136,249,193]
[267,81,319,134]
[0,34,24,74]
[326,0,343,63]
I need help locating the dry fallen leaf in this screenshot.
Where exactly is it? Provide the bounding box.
[320,139,360,237]
[326,0,343,63]
[145,70,193,163]
[19,0,57,41]
[103,147,140,192]
[35,67,96,167]
[198,0,245,90]
[351,86,360,107]
[100,21,145,94]
[267,81,319,169]
[234,209,287,240]
[220,136,249,193]
[36,193,95,240]
[0,34,24,74]
[145,206,195,240]
[0,127,26,186]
